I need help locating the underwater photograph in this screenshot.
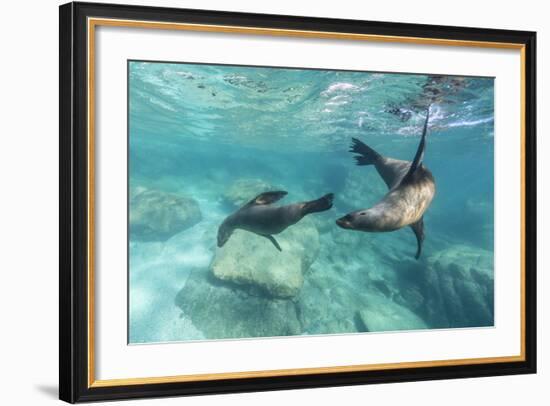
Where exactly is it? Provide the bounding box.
[128,60,494,344]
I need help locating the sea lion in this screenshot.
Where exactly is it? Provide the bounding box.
[336,108,435,259]
[217,191,334,251]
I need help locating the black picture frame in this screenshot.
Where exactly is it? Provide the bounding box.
[59,1,537,403]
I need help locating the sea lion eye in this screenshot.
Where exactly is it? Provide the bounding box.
[360,212,366,216]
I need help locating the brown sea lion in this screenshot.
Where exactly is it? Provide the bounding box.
[336,108,435,259]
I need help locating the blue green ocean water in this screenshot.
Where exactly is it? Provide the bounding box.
[128,61,494,344]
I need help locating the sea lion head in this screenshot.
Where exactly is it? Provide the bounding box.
[336,209,380,232]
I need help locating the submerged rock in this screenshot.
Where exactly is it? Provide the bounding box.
[130,189,202,241]
[421,245,494,328]
[297,269,364,334]
[175,268,301,339]
[222,178,277,207]
[211,217,319,299]
[129,185,148,200]
[297,245,429,335]
[298,279,428,334]
[356,296,427,332]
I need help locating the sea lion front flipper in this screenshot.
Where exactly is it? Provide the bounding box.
[349,138,383,166]
[245,191,288,207]
[410,217,425,259]
[262,234,282,251]
[400,106,430,186]
[351,139,412,189]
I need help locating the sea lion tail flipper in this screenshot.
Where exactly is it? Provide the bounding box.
[302,193,334,215]
[350,138,382,166]
[262,234,282,251]
[400,106,431,185]
[245,191,288,207]
[410,217,425,259]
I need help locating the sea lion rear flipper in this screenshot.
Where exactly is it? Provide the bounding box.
[400,106,431,186]
[302,193,334,215]
[262,234,282,251]
[410,217,425,259]
[245,191,288,207]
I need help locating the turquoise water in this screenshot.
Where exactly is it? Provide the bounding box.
[128,61,494,344]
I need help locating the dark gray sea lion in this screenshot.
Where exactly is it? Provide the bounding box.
[217,191,334,251]
[336,108,435,259]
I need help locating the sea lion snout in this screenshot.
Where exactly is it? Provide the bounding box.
[337,211,380,231]
[336,214,354,229]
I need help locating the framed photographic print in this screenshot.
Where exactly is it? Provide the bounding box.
[59,1,537,403]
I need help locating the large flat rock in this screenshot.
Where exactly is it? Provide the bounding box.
[175,268,302,339]
[130,189,202,241]
[211,217,320,299]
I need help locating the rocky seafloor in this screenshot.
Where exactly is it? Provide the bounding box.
[129,171,494,343]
